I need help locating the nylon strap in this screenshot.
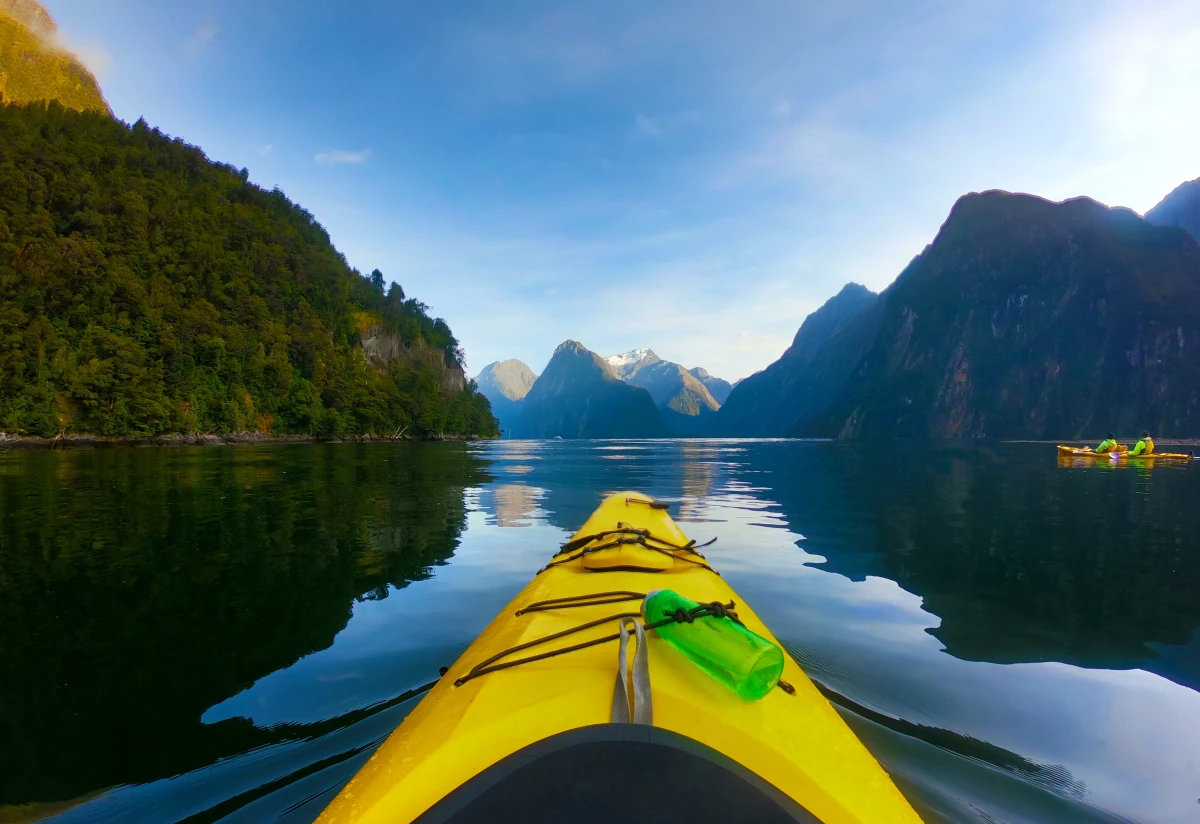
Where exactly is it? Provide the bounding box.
[611,617,652,725]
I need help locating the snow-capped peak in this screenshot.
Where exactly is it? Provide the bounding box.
[605,347,660,380]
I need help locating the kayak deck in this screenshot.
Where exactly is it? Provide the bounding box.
[316,492,921,824]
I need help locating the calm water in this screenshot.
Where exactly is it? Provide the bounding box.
[2,441,1198,824]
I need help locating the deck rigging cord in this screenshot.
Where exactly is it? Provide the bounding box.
[453,591,772,686]
[537,527,718,575]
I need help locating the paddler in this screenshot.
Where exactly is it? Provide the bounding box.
[1094,433,1118,453]
[1130,431,1155,456]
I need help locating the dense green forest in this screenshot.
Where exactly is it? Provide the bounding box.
[0,102,498,438]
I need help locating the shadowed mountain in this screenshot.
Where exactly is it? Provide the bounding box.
[689,367,733,405]
[510,341,668,438]
[0,0,108,113]
[1145,175,1200,245]
[715,283,881,436]
[811,191,1200,438]
[475,359,537,435]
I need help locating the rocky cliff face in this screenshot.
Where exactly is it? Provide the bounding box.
[715,283,881,436]
[816,192,1200,438]
[1146,176,1200,246]
[358,321,465,393]
[511,341,668,438]
[0,0,109,113]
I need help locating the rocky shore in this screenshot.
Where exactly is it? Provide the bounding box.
[0,431,491,450]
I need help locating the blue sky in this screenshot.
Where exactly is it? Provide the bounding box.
[46,0,1200,382]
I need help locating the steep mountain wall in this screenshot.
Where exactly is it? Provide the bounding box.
[815,192,1200,438]
[715,284,881,436]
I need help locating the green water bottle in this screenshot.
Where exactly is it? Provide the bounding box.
[644,589,785,700]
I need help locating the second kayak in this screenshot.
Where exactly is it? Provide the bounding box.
[1056,445,1193,460]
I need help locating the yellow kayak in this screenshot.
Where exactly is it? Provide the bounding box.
[316,492,922,824]
[1056,445,1193,460]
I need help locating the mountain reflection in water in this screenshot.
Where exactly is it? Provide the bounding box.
[1,440,1196,824]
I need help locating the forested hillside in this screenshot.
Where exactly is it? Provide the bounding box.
[0,102,497,439]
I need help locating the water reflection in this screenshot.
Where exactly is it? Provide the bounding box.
[477,484,541,527]
[0,444,489,811]
[3,439,1197,824]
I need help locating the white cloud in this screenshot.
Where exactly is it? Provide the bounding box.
[258,144,273,156]
[314,149,372,165]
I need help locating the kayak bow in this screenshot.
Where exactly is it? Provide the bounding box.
[316,492,922,824]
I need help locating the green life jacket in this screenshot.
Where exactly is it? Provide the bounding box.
[1131,438,1154,456]
[1095,438,1116,453]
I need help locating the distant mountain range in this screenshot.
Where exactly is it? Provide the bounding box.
[506,341,667,438]
[479,176,1200,440]
[0,0,108,113]
[475,346,732,438]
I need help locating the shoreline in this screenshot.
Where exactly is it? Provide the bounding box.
[0,431,491,451]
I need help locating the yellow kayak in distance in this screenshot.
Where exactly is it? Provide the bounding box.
[316,491,922,824]
[1056,445,1194,460]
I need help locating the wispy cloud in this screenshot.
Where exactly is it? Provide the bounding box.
[314,149,372,165]
[186,24,218,55]
[632,110,701,140]
[258,144,273,156]
[54,32,113,78]
[633,114,662,138]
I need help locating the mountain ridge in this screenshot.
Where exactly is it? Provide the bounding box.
[1145,176,1200,247]
[715,283,880,436]
[808,190,1200,438]
[0,0,109,113]
[689,367,733,405]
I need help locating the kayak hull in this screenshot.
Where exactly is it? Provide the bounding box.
[1056,445,1192,460]
[316,492,921,824]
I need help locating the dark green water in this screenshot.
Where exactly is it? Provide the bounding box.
[1,441,1198,823]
